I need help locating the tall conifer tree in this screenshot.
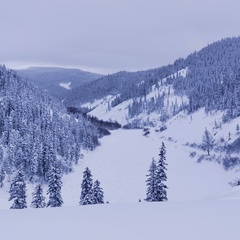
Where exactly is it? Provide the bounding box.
[146,142,168,202]
[47,162,63,207]
[79,167,94,205]
[31,184,46,208]
[93,180,104,204]
[156,142,168,201]
[145,158,158,202]
[9,170,27,209]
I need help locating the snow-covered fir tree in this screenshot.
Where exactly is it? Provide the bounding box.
[236,124,240,135]
[0,167,5,188]
[31,184,46,208]
[155,142,168,201]
[79,167,94,205]
[8,170,27,209]
[202,128,215,156]
[47,161,63,207]
[145,158,158,202]
[93,180,104,204]
[0,147,5,188]
[146,142,168,202]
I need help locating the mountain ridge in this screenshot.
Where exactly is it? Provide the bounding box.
[16,66,103,101]
[66,37,240,128]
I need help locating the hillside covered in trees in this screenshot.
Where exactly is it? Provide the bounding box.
[65,37,240,126]
[0,65,99,186]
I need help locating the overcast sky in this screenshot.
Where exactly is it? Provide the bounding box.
[0,0,240,74]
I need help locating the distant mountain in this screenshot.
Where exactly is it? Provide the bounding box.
[65,37,240,127]
[16,67,103,101]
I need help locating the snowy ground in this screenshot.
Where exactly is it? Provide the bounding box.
[1,200,240,240]
[1,108,240,239]
[61,128,237,205]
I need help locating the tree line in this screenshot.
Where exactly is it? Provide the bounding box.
[0,65,99,197]
[8,142,168,209]
[9,166,104,209]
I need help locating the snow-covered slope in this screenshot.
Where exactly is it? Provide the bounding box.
[1,108,239,209]
[1,115,240,239]
[1,199,240,240]
[1,105,240,239]
[60,128,237,205]
[82,68,189,126]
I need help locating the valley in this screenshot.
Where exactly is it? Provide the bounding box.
[0,126,239,240]
[1,37,240,240]
[1,108,238,208]
[1,0,240,238]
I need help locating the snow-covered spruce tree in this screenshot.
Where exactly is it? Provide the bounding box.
[145,158,158,202]
[93,180,104,204]
[236,124,240,135]
[42,131,55,181]
[0,147,5,188]
[29,142,40,183]
[79,167,94,205]
[9,170,27,209]
[31,184,46,208]
[202,128,215,156]
[156,142,168,202]
[0,167,5,188]
[0,146,3,163]
[146,143,168,202]
[47,161,63,207]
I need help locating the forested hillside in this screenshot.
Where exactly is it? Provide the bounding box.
[0,65,98,186]
[175,37,240,120]
[69,37,240,127]
[64,59,185,108]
